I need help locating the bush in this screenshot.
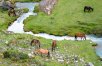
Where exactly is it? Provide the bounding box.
[22,8,29,13]
[33,4,40,13]
[92,43,98,47]
[3,48,29,60]
[18,52,29,59]
[3,51,10,58]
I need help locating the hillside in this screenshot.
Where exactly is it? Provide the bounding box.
[0,32,101,66]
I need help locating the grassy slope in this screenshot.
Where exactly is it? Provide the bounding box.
[0,8,17,31]
[0,32,101,66]
[24,0,102,36]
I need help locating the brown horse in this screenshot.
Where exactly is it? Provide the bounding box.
[34,48,50,58]
[8,7,16,16]
[75,32,86,40]
[30,39,40,49]
[52,40,57,51]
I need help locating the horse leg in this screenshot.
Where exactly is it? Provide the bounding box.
[81,37,82,40]
[84,8,86,12]
[91,8,93,12]
[39,44,40,49]
[52,47,54,52]
[30,41,33,46]
[84,36,86,40]
[75,35,77,41]
[47,51,50,58]
[53,47,55,51]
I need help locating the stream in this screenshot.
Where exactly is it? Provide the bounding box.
[7,2,102,58]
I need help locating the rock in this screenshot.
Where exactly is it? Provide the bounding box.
[28,52,34,58]
[0,62,2,64]
[5,40,8,44]
[88,62,94,66]
[39,0,58,15]
[58,59,64,63]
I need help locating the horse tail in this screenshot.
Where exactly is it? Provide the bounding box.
[52,47,53,52]
[30,40,33,46]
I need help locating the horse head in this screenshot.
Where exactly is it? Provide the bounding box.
[30,39,41,49]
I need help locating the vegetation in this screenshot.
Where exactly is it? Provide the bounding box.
[0,7,17,31]
[92,43,98,47]
[33,4,40,13]
[0,0,102,66]
[3,48,29,60]
[24,0,102,36]
[22,8,29,13]
[0,32,101,65]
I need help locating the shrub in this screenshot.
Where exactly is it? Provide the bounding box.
[92,43,98,47]
[22,8,29,13]
[18,52,29,59]
[3,48,29,60]
[3,51,10,58]
[33,4,40,13]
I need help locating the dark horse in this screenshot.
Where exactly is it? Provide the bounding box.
[75,32,86,40]
[30,39,40,49]
[84,6,93,12]
[52,40,57,51]
[8,7,16,16]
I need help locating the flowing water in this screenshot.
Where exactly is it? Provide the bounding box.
[7,2,102,58]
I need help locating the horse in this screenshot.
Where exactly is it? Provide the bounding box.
[84,6,93,12]
[52,40,57,51]
[34,48,50,58]
[75,32,86,40]
[8,7,16,16]
[30,39,40,49]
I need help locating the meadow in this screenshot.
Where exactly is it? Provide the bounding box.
[0,32,101,66]
[24,0,102,36]
[0,0,102,66]
[0,7,17,32]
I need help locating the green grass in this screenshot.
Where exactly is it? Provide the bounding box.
[22,8,29,13]
[24,0,102,36]
[0,32,102,66]
[0,8,17,31]
[0,0,102,65]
